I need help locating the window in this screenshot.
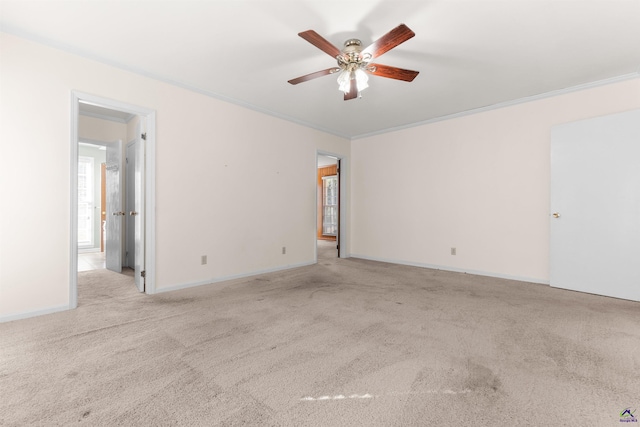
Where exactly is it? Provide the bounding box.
[78,156,94,247]
[322,175,338,236]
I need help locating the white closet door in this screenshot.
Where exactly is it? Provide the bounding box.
[550,109,640,301]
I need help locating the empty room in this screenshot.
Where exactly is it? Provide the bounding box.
[1,1,639,425]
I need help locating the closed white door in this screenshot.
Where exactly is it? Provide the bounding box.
[550,109,640,302]
[105,140,123,273]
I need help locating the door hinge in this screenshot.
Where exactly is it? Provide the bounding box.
[141,270,146,278]
[141,132,147,140]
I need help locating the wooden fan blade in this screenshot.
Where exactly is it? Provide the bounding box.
[288,68,339,85]
[298,30,341,58]
[344,78,358,100]
[367,64,419,82]
[362,24,415,59]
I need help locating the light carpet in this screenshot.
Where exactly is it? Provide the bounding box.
[1,249,638,426]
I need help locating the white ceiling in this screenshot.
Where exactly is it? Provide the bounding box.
[318,155,338,167]
[2,0,639,139]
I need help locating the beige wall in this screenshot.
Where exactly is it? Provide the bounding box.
[126,116,140,145]
[351,78,640,283]
[79,115,127,143]
[0,33,350,320]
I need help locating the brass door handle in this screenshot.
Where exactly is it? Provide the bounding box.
[129,211,138,216]
[552,212,561,218]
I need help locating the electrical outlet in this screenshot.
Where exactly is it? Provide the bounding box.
[451,247,456,256]
[201,255,207,265]
[282,246,286,255]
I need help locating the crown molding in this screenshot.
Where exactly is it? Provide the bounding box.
[351,73,640,140]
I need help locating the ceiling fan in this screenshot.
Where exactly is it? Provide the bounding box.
[288,24,419,101]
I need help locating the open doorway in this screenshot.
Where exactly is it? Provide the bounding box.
[317,153,341,260]
[70,92,156,309]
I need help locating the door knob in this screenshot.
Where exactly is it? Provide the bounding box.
[552,212,561,218]
[112,211,125,216]
[129,211,138,216]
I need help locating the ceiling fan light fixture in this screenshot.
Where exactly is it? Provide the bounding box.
[336,67,369,94]
[335,38,370,95]
[354,68,369,92]
[337,69,352,93]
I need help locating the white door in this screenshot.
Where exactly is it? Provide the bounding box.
[133,121,146,292]
[125,141,136,268]
[550,109,640,302]
[105,140,123,273]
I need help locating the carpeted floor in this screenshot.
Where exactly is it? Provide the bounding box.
[1,243,638,426]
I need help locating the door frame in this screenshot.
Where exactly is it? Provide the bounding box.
[70,91,157,308]
[316,150,346,260]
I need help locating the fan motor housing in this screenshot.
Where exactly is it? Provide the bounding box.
[343,39,362,49]
[339,39,370,67]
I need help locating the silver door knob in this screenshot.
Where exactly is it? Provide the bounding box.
[552,212,561,218]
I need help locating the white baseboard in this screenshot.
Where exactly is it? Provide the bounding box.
[348,253,550,285]
[154,261,317,294]
[0,304,70,323]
